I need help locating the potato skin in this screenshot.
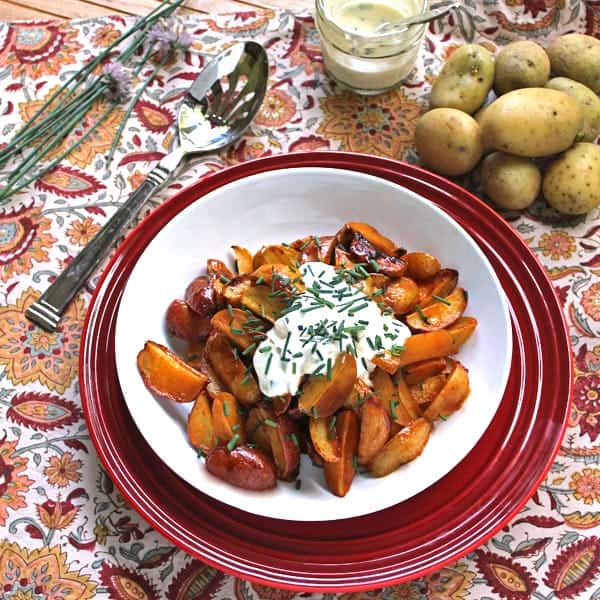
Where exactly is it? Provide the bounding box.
[430,44,495,114]
[205,446,277,490]
[547,33,600,94]
[546,77,600,142]
[415,109,483,176]
[481,152,541,210]
[543,143,600,215]
[480,88,583,157]
[494,41,550,95]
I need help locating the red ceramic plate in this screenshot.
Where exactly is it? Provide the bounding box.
[80,152,572,592]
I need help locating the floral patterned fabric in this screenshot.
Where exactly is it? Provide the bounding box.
[0,2,599,598]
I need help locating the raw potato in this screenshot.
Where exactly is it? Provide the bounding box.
[415,109,483,176]
[480,88,583,157]
[494,41,550,95]
[547,34,600,94]
[543,143,600,215]
[546,77,600,142]
[430,44,495,114]
[481,152,542,210]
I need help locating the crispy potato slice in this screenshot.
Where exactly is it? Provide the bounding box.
[222,275,253,307]
[205,332,260,405]
[409,373,448,406]
[298,353,357,418]
[241,285,288,323]
[358,396,391,464]
[406,288,467,332]
[255,405,300,481]
[165,299,210,341]
[309,416,340,463]
[207,259,234,306]
[396,372,421,423]
[371,367,410,424]
[361,273,390,297]
[405,252,441,280]
[334,247,357,269]
[447,316,478,351]
[347,233,407,278]
[418,268,459,307]
[250,263,304,292]
[373,330,456,374]
[343,378,372,411]
[291,234,334,263]
[245,407,271,454]
[342,222,399,256]
[369,417,432,477]
[187,391,216,452]
[424,362,470,421]
[253,244,301,269]
[324,409,359,497]
[205,445,276,490]
[211,392,246,445]
[384,277,419,315]
[403,357,448,385]
[232,245,253,275]
[137,340,208,402]
[211,307,267,351]
[374,254,408,278]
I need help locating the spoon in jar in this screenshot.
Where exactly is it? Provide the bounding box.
[374,2,461,34]
[26,41,268,332]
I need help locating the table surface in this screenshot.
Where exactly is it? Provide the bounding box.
[1,0,310,20]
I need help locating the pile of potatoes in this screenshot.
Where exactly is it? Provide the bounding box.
[414,34,600,215]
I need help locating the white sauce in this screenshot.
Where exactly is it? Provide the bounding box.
[253,262,410,398]
[332,0,416,35]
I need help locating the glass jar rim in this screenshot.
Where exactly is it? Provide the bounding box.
[315,0,431,43]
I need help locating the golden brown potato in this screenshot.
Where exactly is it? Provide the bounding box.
[232,245,254,275]
[206,259,234,306]
[405,252,441,281]
[409,373,448,406]
[424,362,471,421]
[329,222,400,261]
[253,244,301,269]
[205,445,276,490]
[291,234,335,263]
[222,276,253,307]
[446,316,478,351]
[406,288,467,332]
[361,273,390,298]
[309,416,341,463]
[403,358,448,385]
[211,392,246,445]
[210,307,267,352]
[334,247,357,269]
[250,263,304,292]
[187,391,216,452]
[245,407,271,455]
[418,268,459,307]
[205,332,260,405]
[137,340,208,402]
[396,373,421,423]
[369,418,432,477]
[298,353,357,418]
[384,277,419,315]
[241,285,288,323]
[165,299,211,341]
[343,378,372,412]
[358,396,391,464]
[324,410,359,497]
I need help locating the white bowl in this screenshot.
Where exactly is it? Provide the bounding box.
[115,167,512,521]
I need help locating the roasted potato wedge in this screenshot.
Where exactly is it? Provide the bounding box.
[185,340,206,370]
[187,391,216,452]
[374,254,407,278]
[222,275,253,307]
[447,316,478,351]
[360,273,389,297]
[409,373,449,406]
[406,288,467,332]
[373,330,456,374]
[250,263,304,292]
[211,307,267,351]
[185,275,216,319]
[343,378,372,411]
[335,222,400,257]
[384,277,419,315]
[298,352,357,418]
[324,409,359,497]
[334,247,357,269]
[369,417,432,477]
[253,244,301,269]
[137,340,208,402]
[271,394,292,416]
[418,268,459,307]
[241,285,288,323]
[358,396,391,464]
[309,416,340,463]
[165,299,211,341]
[405,252,441,280]
[395,372,421,424]
[291,234,334,263]
[205,332,260,405]
[211,392,246,445]
[423,362,470,421]
[371,367,410,424]
[207,259,234,306]
[245,407,271,454]
[206,445,276,490]
[403,358,448,385]
[232,245,253,275]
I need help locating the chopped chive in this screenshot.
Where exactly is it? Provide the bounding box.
[329,415,337,430]
[232,424,240,431]
[295,479,302,490]
[226,434,240,451]
[312,364,325,376]
[227,303,234,322]
[391,345,406,356]
[292,362,297,374]
[352,455,359,469]
[299,239,311,250]
[390,399,399,420]
[223,401,229,416]
[415,304,431,324]
[358,319,369,325]
[312,406,318,418]
[259,345,272,353]
[349,302,369,315]
[264,418,279,428]
[369,259,380,272]
[219,275,231,284]
[290,432,300,448]
[314,235,322,249]
[265,353,273,375]
[307,264,314,276]
[241,373,252,385]
[326,357,332,380]
[232,347,240,362]
[282,331,291,359]
[293,351,303,358]
[196,448,205,458]
[366,337,375,351]
[439,414,447,421]
[231,327,245,335]
[242,342,257,356]
[361,357,369,371]
[255,275,265,285]
[432,294,452,306]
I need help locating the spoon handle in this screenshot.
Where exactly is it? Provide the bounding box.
[26,151,182,332]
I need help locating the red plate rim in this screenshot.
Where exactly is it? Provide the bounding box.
[80,151,573,591]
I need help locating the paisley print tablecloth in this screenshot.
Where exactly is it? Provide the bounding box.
[0,2,599,598]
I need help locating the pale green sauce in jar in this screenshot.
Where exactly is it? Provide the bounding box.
[332,0,417,35]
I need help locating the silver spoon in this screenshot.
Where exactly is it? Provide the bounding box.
[26,41,268,332]
[374,2,461,34]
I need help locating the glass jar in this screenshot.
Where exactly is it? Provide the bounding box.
[315,0,430,95]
